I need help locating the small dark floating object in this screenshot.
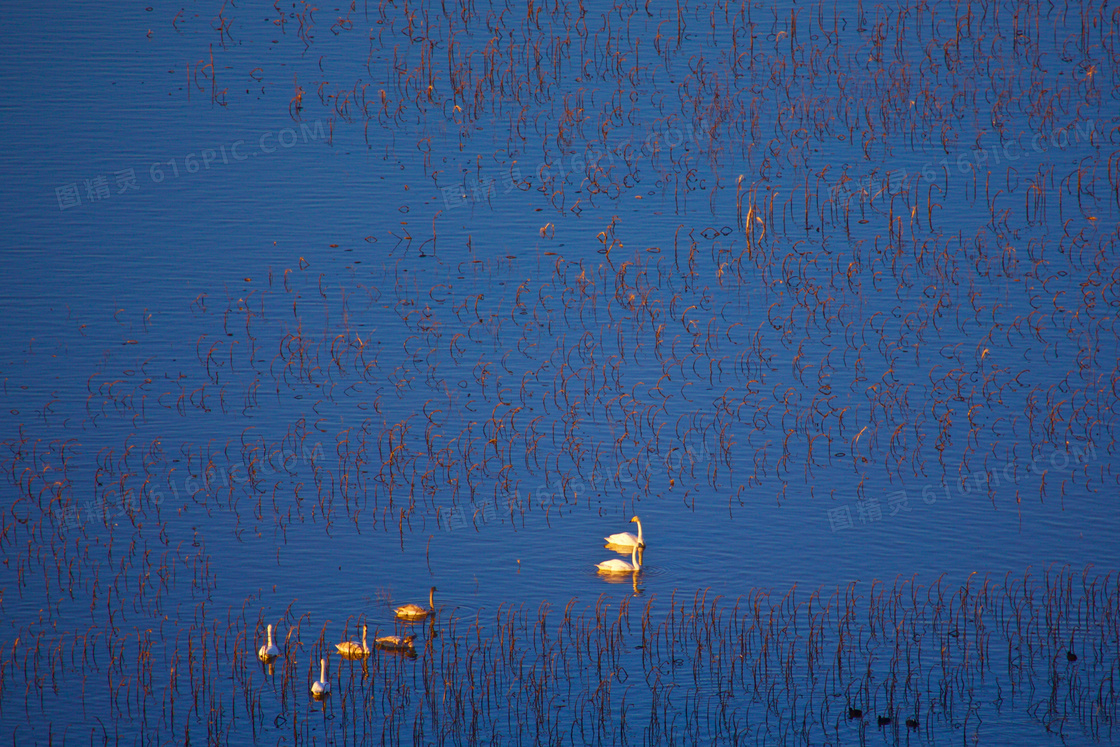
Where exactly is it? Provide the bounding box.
[1066,650,1078,661]
[877,715,892,726]
[906,718,919,729]
[847,707,863,720]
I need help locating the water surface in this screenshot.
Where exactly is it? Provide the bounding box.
[1,0,1118,743]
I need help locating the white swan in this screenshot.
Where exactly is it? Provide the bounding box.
[375,633,416,651]
[596,544,641,573]
[395,586,436,620]
[258,624,280,660]
[604,516,645,547]
[335,625,370,657]
[311,658,330,696]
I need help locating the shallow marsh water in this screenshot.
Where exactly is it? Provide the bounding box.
[1,0,1118,744]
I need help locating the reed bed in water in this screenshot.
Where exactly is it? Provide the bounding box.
[1,564,1117,743]
[1,0,1117,743]
[9,205,1114,543]
[5,0,1112,541]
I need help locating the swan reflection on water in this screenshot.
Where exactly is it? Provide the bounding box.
[598,566,645,595]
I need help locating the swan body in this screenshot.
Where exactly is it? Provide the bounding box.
[375,633,416,651]
[596,544,641,573]
[311,658,330,696]
[604,516,645,547]
[258,624,280,660]
[395,586,437,620]
[335,625,370,657]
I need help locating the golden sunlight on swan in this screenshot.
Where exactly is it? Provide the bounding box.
[257,624,280,660]
[335,624,370,657]
[604,516,645,548]
[375,633,417,651]
[395,586,437,620]
[596,543,641,573]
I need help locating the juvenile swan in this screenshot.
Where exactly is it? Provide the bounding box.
[311,658,330,696]
[604,516,645,547]
[257,624,280,660]
[596,544,641,573]
[375,633,417,651]
[335,625,370,657]
[395,586,437,620]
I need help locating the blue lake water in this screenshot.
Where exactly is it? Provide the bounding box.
[2,0,1118,743]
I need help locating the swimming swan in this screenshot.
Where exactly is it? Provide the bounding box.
[258,624,281,660]
[375,633,416,651]
[311,658,330,696]
[604,516,645,547]
[596,544,641,572]
[395,586,437,620]
[335,625,370,657]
